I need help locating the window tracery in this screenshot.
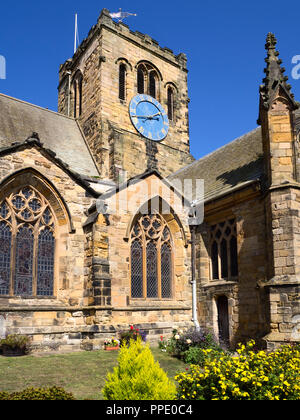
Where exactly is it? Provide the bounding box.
[130,214,173,299]
[0,187,55,297]
[210,219,238,281]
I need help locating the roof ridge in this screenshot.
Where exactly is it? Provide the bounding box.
[0,92,75,121]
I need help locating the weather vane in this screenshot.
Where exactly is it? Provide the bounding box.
[109,8,137,23]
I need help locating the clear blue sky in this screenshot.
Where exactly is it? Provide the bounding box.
[1,0,300,160]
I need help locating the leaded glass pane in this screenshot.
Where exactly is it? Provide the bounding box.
[12,196,25,210]
[21,209,33,220]
[28,198,41,212]
[22,187,33,199]
[147,242,158,298]
[37,228,55,296]
[0,222,11,295]
[161,243,172,299]
[0,202,9,219]
[14,226,34,296]
[131,240,143,298]
[43,208,52,225]
[211,241,219,280]
[221,239,228,278]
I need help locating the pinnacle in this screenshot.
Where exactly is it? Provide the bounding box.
[259,32,297,108]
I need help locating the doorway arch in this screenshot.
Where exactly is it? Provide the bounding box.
[216,295,230,347]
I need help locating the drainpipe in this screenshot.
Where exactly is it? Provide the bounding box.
[190,221,200,331]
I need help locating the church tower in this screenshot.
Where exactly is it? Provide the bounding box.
[58,9,194,182]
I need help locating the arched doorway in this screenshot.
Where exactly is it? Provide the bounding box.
[217,295,230,346]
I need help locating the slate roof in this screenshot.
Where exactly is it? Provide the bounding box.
[0,93,99,177]
[168,127,264,203]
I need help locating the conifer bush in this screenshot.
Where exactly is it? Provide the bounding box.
[102,338,176,400]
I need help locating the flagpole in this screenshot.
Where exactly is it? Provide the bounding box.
[74,13,78,54]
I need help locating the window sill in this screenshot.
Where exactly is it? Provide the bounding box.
[201,278,239,288]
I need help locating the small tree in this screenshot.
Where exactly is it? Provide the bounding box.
[102,338,176,400]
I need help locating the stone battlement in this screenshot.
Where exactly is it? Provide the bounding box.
[59,8,187,80]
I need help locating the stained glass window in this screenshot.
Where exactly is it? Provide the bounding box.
[0,221,11,295]
[37,228,55,296]
[15,226,34,296]
[130,214,173,300]
[0,186,55,297]
[131,240,143,298]
[161,243,172,299]
[147,242,158,298]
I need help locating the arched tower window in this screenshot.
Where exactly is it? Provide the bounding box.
[119,63,127,101]
[149,71,157,99]
[137,66,145,94]
[137,63,161,99]
[0,186,55,297]
[167,86,175,121]
[130,214,173,299]
[72,71,83,118]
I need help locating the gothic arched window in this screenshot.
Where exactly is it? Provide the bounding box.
[119,63,127,100]
[210,219,238,281]
[149,71,157,99]
[167,86,175,121]
[73,72,83,118]
[130,214,173,299]
[137,65,146,94]
[0,187,55,297]
[137,63,160,99]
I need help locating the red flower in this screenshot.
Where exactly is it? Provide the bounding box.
[160,336,164,341]
[130,325,134,330]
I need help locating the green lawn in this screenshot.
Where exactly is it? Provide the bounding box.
[0,348,187,400]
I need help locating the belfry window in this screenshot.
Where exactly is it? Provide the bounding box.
[137,66,145,94]
[149,71,157,99]
[119,63,127,100]
[137,63,160,99]
[73,72,83,118]
[210,219,238,280]
[167,86,175,121]
[130,214,173,299]
[0,187,55,297]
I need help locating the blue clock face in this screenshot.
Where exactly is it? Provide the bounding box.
[129,94,169,141]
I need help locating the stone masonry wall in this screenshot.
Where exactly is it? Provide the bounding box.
[58,9,194,180]
[196,189,269,347]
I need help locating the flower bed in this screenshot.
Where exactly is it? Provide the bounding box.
[175,340,300,400]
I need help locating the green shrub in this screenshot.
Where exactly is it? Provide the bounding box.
[0,386,75,400]
[0,334,32,355]
[103,338,176,400]
[166,327,221,360]
[183,346,227,366]
[175,341,300,400]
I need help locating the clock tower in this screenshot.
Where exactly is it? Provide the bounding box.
[58,9,194,182]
